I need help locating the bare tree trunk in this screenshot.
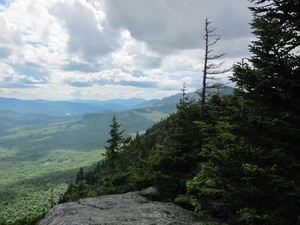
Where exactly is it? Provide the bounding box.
[200,18,230,116]
[201,19,209,114]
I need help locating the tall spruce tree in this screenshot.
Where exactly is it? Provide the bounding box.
[231,2,300,222]
[104,114,125,176]
[187,0,300,224]
[233,0,300,174]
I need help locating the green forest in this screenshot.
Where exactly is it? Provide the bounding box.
[0,103,176,223]
[1,0,299,224]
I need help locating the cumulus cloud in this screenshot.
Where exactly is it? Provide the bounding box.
[51,0,118,62]
[0,0,254,100]
[62,61,101,72]
[0,14,23,59]
[0,62,47,88]
[105,0,252,55]
[52,68,161,90]
[105,0,201,54]
[112,30,162,71]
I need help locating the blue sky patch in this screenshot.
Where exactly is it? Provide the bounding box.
[28,42,48,48]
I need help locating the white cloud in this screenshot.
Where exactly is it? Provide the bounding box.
[0,14,23,60]
[112,30,162,71]
[162,49,204,72]
[105,0,202,54]
[51,0,118,62]
[0,0,254,100]
[0,62,48,88]
[105,0,252,54]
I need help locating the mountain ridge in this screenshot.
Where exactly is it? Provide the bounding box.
[0,86,233,116]
[0,97,156,116]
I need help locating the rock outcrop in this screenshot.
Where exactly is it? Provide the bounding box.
[39,189,202,225]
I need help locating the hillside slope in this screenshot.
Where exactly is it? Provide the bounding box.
[0,93,180,222]
[0,88,232,222]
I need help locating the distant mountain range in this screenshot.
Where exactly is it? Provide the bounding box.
[0,92,181,133]
[0,86,233,117]
[0,87,233,131]
[0,97,160,116]
[0,92,185,161]
[0,87,233,150]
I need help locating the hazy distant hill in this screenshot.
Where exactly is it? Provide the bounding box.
[0,88,233,156]
[0,86,232,117]
[0,97,155,116]
[70,98,157,110]
[0,87,233,134]
[0,110,71,131]
[0,98,178,158]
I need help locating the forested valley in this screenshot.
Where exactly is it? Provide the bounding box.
[1,0,299,224]
[0,96,182,223]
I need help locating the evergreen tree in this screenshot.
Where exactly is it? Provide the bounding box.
[68,180,96,201]
[59,179,96,203]
[181,82,188,102]
[233,0,299,119]
[231,2,300,222]
[103,114,126,176]
[147,96,202,198]
[75,167,84,184]
[188,0,300,224]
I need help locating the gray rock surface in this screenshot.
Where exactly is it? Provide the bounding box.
[39,190,202,225]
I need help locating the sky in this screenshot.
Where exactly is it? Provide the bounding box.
[0,0,254,101]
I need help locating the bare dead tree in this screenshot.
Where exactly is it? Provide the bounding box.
[199,18,231,115]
